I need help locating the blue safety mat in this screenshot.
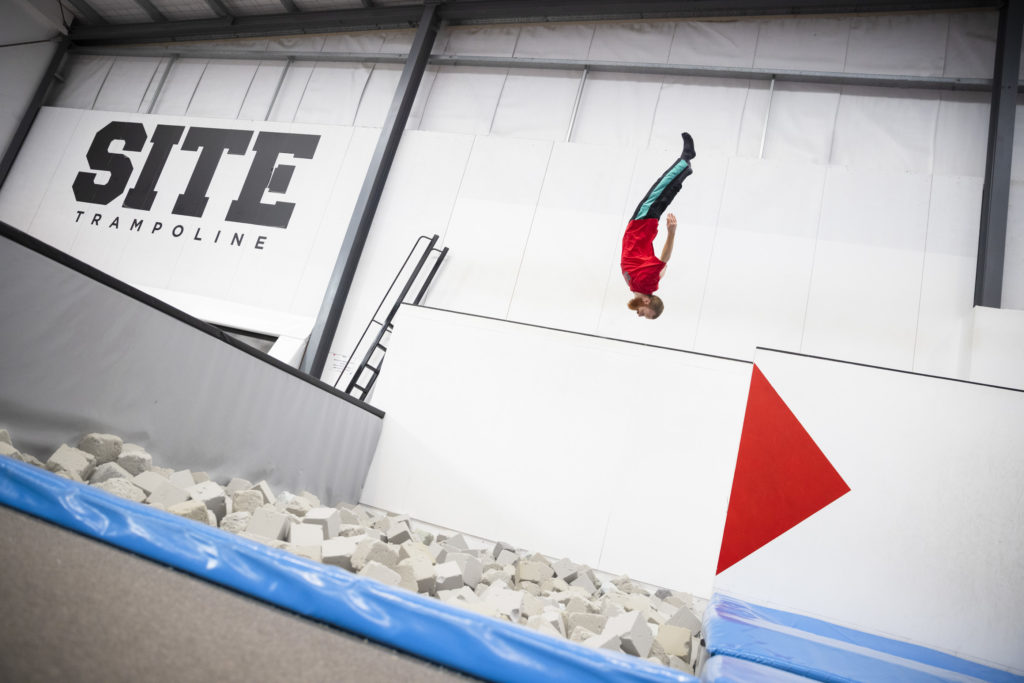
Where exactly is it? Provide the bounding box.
[0,457,695,683]
[704,594,1023,683]
[701,655,817,682]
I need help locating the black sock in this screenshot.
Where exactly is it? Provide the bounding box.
[681,132,696,161]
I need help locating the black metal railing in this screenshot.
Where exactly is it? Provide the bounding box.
[334,234,448,401]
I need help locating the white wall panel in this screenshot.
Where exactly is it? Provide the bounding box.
[417,66,506,136]
[1003,180,1024,311]
[266,35,325,53]
[152,59,207,116]
[933,92,990,178]
[138,58,173,115]
[507,143,635,331]
[649,77,750,157]
[0,39,57,163]
[321,30,386,54]
[267,61,315,122]
[571,73,663,148]
[352,64,400,128]
[588,22,674,63]
[695,158,824,359]
[1013,99,1024,181]
[762,84,840,165]
[914,175,981,378]
[668,20,758,68]
[802,168,931,369]
[363,305,751,595]
[514,23,595,60]
[187,60,261,119]
[235,61,287,121]
[50,54,114,110]
[753,16,849,72]
[425,136,552,318]
[293,62,373,126]
[943,10,997,79]
[442,25,520,57]
[93,57,161,113]
[489,69,578,142]
[831,87,939,172]
[971,307,1024,389]
[845,13,949,76]
[0,107,82,231]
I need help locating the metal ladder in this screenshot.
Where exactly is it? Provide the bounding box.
[335,234,448,401]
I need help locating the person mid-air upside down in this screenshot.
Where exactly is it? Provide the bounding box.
[621,132,696,319]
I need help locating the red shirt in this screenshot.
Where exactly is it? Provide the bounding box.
[621,218,664,295]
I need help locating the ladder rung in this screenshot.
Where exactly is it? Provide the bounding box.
[366,365,379,373]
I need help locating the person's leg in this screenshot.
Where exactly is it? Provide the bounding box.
[630,133,696,221]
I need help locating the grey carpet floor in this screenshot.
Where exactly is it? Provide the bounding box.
[0,505,478,683]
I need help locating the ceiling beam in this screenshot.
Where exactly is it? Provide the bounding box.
[70,44,1003,92]
[68,0,999,45]
[204,0,232,18]
[133,0,167,22]
[63,0,106,25]
[279,0,300,12]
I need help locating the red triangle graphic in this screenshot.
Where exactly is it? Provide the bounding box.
[716,364,850,574]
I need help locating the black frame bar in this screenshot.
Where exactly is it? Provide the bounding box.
[975,0,1023,308]
[67,0,999,45]
[300,2,441,377]
[0,36,69,190]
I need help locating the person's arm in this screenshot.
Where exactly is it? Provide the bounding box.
[660,213,677,264]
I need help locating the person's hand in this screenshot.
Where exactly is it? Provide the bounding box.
[666,213,677,234]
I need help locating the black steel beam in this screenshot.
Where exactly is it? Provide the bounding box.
[279,0,300,12]
[68,0,999,45]
[300,3,440,378]
[0,36,69,190]
[204,0,231,18]
[975,0,1023,308]
[134,0,167,22]
[64,0,106,25]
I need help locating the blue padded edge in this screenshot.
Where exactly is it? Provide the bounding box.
[0,457,696,683]
[701,655,818,683]
[703,594,1024,683]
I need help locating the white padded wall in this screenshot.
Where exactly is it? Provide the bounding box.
[187,60,261,119]
[424,135,552,319]
[803,167,932,369]
[29,10,1012,382]
[92,57,161,113]
[695,158,824,360]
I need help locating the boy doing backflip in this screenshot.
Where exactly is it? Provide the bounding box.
[621,132,696,319]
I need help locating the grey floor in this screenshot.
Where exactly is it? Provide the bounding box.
[0,505,478,683]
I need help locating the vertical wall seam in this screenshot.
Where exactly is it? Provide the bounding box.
[292,59,317,123]
[504,141,554,320]
[235,60,261,120]
[691,155,732,351]
[910,173,938,373]
[184,60,210,116]
[90,56,116,110]
[798,167,831,354]
[351,62,376,126]
[137,58,161,113]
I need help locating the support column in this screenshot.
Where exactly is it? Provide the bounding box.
[975,0,1023,308]
[0,35,70,191]
[300,2,440,377]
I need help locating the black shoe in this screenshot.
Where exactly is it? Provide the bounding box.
[681,132,696,161]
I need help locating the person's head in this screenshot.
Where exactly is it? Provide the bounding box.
[627,294,664,319]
